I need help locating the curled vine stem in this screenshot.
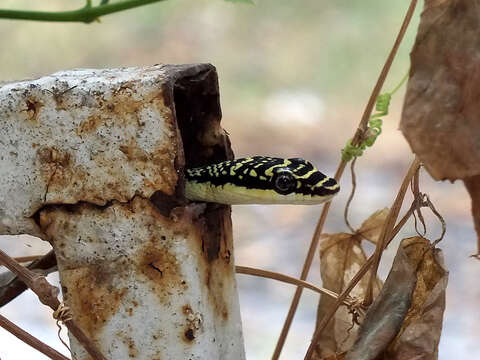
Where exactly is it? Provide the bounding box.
[340,297,367,349]
[344,157,358,234]
[53,302,76,359]
[409,165,446,247]
[426,195,447,247]
[411,170,427,237]
[343,158,376,243]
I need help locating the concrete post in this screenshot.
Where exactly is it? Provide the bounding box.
[0,64,245,359]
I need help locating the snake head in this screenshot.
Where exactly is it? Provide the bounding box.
[185,156,339,205]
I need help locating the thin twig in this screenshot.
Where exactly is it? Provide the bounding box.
[0,0,166,23]
[0,249,107,360]
[0,313,70,360]
[235,265,351,306]
[12,255,44,263]
[363,157,421,306]
[274,1,419,358]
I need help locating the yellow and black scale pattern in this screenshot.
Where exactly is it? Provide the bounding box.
[185,156,340,205]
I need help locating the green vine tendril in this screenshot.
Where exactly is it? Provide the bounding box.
[341,72,409,162]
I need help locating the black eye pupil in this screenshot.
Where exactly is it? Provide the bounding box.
[277,177,290,189]
[275,174,293,193]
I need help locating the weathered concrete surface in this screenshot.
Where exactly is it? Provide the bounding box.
[40,198,244,360]
[0,66,180,236]
[0,65,244,359]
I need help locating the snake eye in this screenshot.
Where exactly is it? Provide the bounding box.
[274,172,295,195]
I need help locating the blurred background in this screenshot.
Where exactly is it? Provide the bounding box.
[0,0,478,359]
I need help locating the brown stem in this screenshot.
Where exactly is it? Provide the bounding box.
[0,250,57,307]
[353,0,418,139]
[274,1,419,358]
[0,313,70,360]
[364,157,421,306]
[0,249,107,360]
[236,265,349,305]
[12,255,44,263]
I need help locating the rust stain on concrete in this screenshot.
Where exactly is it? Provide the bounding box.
[116,327,140,358]
[177,204,234,324]
[23,98,43,122]
[75,114,104,135]
[137,241,184,304]
[37,146,72,167]
[119,139,149,163]
[181,304,203,343]
[62,266,128,338]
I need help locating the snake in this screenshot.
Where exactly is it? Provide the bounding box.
[185,156,339,205]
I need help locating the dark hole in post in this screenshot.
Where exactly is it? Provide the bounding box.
[152,65,233,262]
[152,65,233,216]
[173,66,232,169]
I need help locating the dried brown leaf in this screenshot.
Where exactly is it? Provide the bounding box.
[385,237,448,360]
[345,238,419,360]
[314,214,384,359]
[401,0,480,181]
[358,208,389,244]
[345,237,447,360]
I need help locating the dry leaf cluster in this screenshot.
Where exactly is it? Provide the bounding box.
[314,209,448,360]
[314,209,387,359]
